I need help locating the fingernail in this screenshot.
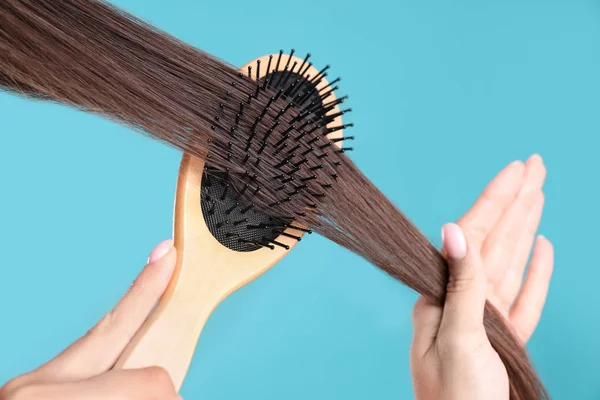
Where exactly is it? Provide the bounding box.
[528,153,543,164]
[510,160,523,167]
[442,223,467,260]
[147,239,174,263]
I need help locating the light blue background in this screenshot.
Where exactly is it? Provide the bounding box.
[1,0,598,398]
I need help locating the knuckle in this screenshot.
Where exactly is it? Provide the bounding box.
[538,191,545,206]
[525,223,538,238]
[462,221,486,243]
[143,367,175,391]
[1,376,18,393]
[411,297,428,319]
[0,379,38,400]
[469,226,486,244]
[0,379,17,400]
[522,192,544,235]
[446,276,475,294]
[521,189,541,209]
[478,192,497,209]
[8,387,32,400]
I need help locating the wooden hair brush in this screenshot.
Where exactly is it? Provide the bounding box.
[113,51,347,390]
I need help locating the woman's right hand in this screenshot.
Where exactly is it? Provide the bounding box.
[1,368,180,400]
[0,240,182,400]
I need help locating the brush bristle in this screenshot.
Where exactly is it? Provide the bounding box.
[201,50,352,251]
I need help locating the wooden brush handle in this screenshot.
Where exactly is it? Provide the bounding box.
[113,154,297,391]
[114,54,342,391]
[113,241,224,391]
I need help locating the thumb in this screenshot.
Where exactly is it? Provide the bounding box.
[439,223,487,335]
[37,240,177,381]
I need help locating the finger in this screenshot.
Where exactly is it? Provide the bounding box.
[439,224,487,335]
[411,296,443,357]
[482,154,546,285]
[509,236,554,343]
[522,154,547,195]
[38,240,177,381]
[496,192,545,303]
[33,368,181,400]
[458,160,526,251]
[501,155,547,290]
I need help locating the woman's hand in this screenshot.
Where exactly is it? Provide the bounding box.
[456,154,554,343]
[0,240,182,400]
[410,155,554,400]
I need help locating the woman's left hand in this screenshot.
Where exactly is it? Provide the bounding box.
[410,155,554,400]
[452,154,554,344]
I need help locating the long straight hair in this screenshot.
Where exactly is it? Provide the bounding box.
[0,1,548,398]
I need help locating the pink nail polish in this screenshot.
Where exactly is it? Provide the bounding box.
[442,224,467,260]
[148,239,174,263]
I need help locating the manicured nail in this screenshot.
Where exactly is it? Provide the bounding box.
[528,153,543,164]
[442,223,467,260]
[148,239,174,263]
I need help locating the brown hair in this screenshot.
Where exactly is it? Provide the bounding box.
[0,1,547,398]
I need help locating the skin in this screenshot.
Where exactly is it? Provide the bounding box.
[0,240,182,400]
[410,154,554,400]
[0,155,553,399]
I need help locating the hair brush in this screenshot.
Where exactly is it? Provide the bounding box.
[113,51,348,390]
[0,1,549,397]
